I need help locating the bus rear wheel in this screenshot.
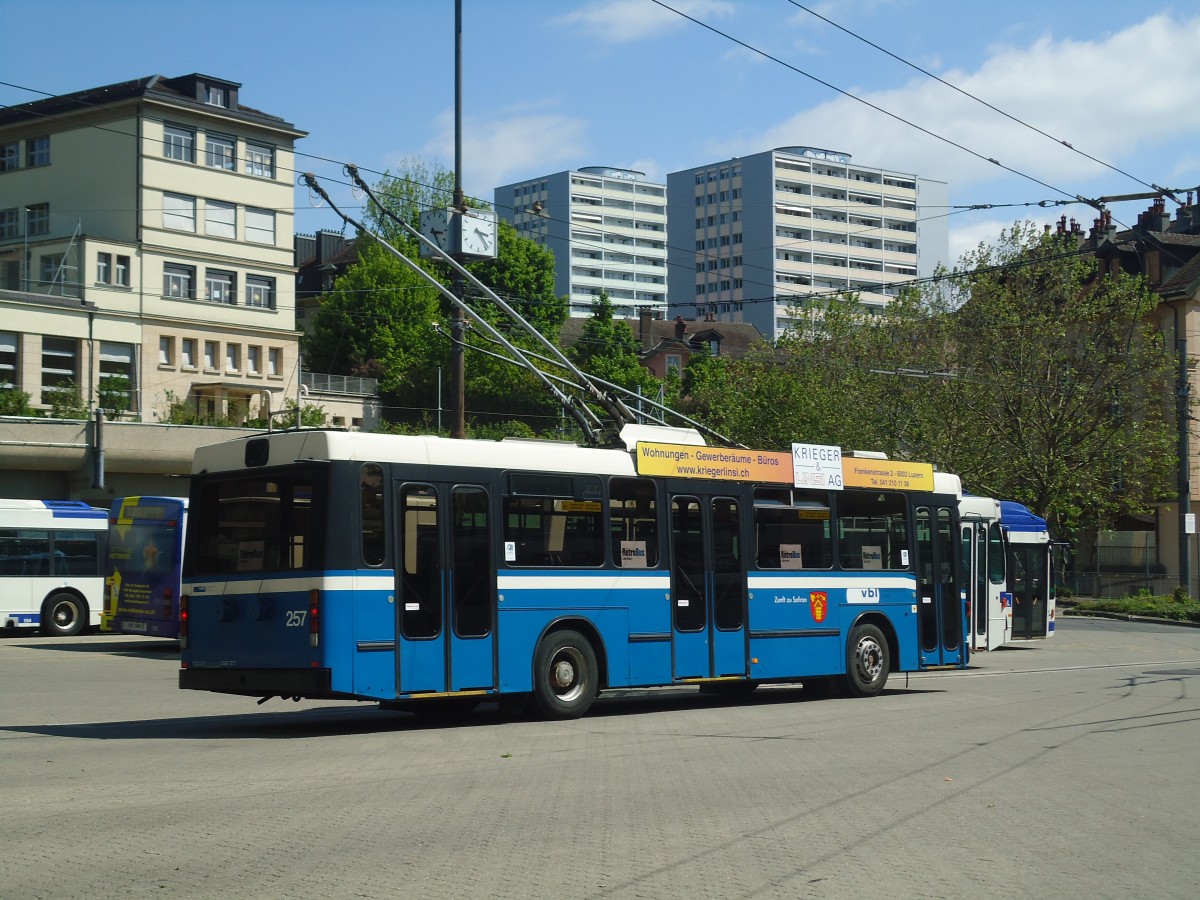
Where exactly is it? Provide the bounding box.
[42,592,87,637]
[844,623,889,697]
[533,630,598,720]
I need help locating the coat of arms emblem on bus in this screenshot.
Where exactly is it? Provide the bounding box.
[810,591,828,623]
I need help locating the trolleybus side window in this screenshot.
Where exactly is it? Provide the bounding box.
[609,476,658,568]
[360,463,386,566]
[753,487,833,570]
[0,530,50,576]
[988,522,1005,583]
[837,491,908,570]
[670,496,705,632]
[452,486,491,637]
[400,485,440,639]
[712,497,743,630]
[503,477,604,568]
[54,530,102,576]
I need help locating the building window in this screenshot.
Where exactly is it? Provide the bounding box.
[205,134,235,171]
[247,345,261,374]
[268,347,281,376]
[205,270,235,304]
[204,341,217,371]
[163,124,195,162]
[0,208,18,240]
[204,200,236,239]
[0,142,18,173]
[41,336,77,405]
[205,85,226,107]
[225,343,240,373]
[26,203,49,236]
[39,254,65,289]
[245,143,274,178]
[0,331,17,388]
[115,255,130,287]
[245,275,275,309]
[245,207,275,245]
[26,136,49,168]
[99,342,135,413]
[162,192,196,232]
[97,253,112,284]
[181,338,196,369]
[159,336,174,366]
[163,263,195,299]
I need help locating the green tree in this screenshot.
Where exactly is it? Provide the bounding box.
[935,222,1176,534]
[568,292,658,401]
[305,163,568,434]
[303,237,444,427]
[0,388,36,416]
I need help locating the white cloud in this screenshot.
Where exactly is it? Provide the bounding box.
[553,0,735,44]
[724,12,1200,198]
[418,108,591,199]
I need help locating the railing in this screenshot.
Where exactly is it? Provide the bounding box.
[301,372,378,396]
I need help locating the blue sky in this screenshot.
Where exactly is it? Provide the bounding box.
[3,0,1198,265]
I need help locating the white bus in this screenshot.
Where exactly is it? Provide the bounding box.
[959,495,1010,651]
[0,499,109,636]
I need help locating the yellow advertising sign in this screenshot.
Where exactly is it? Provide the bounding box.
[841,458,935,491]
[635,442,792,483]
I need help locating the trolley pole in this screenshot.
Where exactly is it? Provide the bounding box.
[449,0,467,439]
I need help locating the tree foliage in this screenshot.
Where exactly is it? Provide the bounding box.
[685,222,1177,535]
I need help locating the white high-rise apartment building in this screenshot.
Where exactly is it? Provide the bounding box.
[495,167,668,318]
[667,146,948,341]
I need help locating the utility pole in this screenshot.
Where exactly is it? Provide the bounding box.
[450,0,467,439]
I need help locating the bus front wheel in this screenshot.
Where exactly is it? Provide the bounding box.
[844,623,889,697]
[42,593,87,637]
[533,630,598,719]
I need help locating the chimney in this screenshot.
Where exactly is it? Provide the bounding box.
[639,307,653,351]
[1152,198,1171,232]
[674,315,687,340]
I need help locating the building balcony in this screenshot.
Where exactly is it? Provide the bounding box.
[301,371,378,397]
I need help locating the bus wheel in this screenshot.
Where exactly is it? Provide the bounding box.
[533,630,598,720]
[844,623,889,697]
[42,593,87,637]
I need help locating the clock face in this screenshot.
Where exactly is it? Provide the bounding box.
[419,208,453,255]
[459,209,497,258]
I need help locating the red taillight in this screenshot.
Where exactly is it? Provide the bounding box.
[309,589,320,648]
[179,594,189,649]
[162,586,173,620]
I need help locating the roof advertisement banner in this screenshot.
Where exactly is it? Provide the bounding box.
[841,458,935,491]
[635,443,792,483]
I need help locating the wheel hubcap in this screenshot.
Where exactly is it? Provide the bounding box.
[549,647,585,702]
[856,637,883,682]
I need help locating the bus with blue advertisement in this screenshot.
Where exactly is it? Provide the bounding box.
[0,499,108,635]
[1001,500,1055,640]
[178,426,968,718]
[101,496,188,638]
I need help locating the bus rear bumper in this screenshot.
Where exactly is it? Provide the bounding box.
[179,667,332,698]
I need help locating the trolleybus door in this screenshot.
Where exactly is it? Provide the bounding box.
[669,493,747,680]
[964,521,1008,652]
[394,482,496,696]
[1009,543,1050,639]
[915,504,965,666]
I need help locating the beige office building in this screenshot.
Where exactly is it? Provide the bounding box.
[0,73,305,424]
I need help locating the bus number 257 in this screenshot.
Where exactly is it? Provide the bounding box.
[285,610,307,627]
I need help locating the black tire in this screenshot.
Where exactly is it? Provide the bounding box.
[844,623,889,697]
[532,629,598,719]
[42,592,87,637]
